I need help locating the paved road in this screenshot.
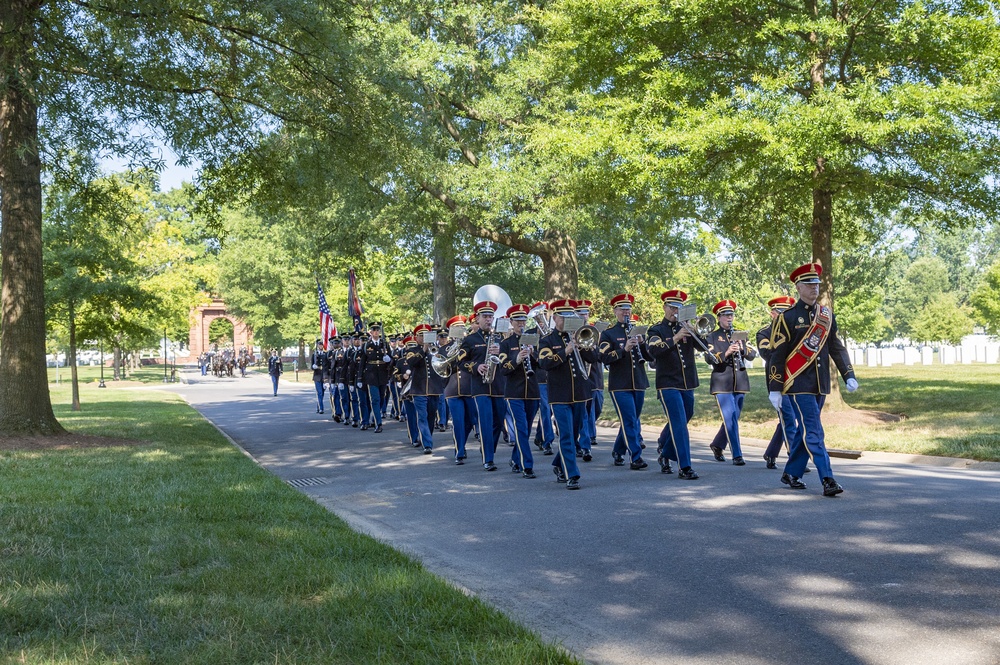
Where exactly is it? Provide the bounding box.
[166,370,1000,665]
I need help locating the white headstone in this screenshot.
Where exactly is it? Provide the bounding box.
[941,345,956,365]
[987,344,999,364]
[904,346,919,366]
[866,348,878,367]
[921,346,934,365]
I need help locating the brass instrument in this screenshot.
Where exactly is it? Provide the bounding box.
[527,303,552,336]
[430,339,463,378]
[676,304,716,354]
[482,328,500,384]
[562,318,592,377]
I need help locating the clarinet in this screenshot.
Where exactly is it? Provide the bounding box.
[625,318,642,366]
[521,334,535,378]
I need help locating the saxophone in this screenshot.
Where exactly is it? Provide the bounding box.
[482,329,501,384]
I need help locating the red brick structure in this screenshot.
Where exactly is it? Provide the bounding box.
[176,298,253,362]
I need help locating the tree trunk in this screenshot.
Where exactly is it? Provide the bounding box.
[113,346,122,380]
[432,221,456,323]
[69,301,80,411]
[0,1,63,434]
[812,179,846,408]
[297,337,306,370]
[539,229,579,300]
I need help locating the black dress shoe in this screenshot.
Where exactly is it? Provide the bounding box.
[543,447,554,456]
[575,448,583,458]
[423,447,433,455]
[522,468,536,479]
[553,466,567,483]
[484,462,497,472]
[509,461,522,473]
[781,473,807,489]
[455,456,465,465]
[360,424,369,431]
[319,410,324,414]
[374,424,383,433]
[612,452,625,467]
[763,455,778,469]
[733,456,745,466]
[566,476,581,490]
[678,466,699,480]
[710,445,726,462]
[582,450,593,462]
[822,477,844,496]
[629,458,648,470]
[657,456,674,474]
[640,442,646,449]
[590,438,598,447]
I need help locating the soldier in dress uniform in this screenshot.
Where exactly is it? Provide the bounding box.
[361,322,391,433]
[529,301,556,456]
[442,315,475,463]
[756,296,798,468]
[538,299,600,489]
[395,334,420,446]
[598,293,652,470]
[646,290,700,480]
[347,333,364,427]
[458,301,506,471]
[328,336,347,423]
[404,324,441,453]
[768,262,858,496]
[310,338,327,414]
[576,300,604,456]
[704,300,757,465]
[434,328,451,431]
[499,304,540,478]
[267,348,283,396]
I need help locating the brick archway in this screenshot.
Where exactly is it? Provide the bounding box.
[181,298,253,360]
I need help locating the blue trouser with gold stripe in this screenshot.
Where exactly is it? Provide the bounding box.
[474,395,505,465]
[657,388,695,469]
[610,390,644,462]
[507,399,538,471]
[551,402,584,479]
[710,393,745,458]
[764,395,797,459]
[447,395,476,460]
[535,384,555,448]
[412,395,435,449]
[785,394,833,479]
[402,399,419,444]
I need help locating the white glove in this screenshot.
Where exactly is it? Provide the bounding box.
[357,382,363,389]
[338,383,345,390]
[349,385,355,393]
[846,378,859,393]
[383,354,392,363]
[768,391,782,410]
[311,364,318,370]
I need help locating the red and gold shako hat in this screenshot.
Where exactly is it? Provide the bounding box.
[445,315,467,329]
[549,298,577,315]
[610,293,635,309]
[530,301,549,311]
[473,301,498,316]
[768,296,796,311]
[507,304,531,320]
[413,323,433,334]
[712,300,737,316]
[575,299,593,315]
[630,313,640,322]
[403,335,418,346]
[789,262,822,284]
[660,289,688,306]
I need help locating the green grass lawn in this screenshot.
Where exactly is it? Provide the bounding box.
[632,363,1000,461]
[1,383,578,664]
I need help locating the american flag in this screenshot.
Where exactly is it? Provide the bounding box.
[347,267,364,332]
[317,280,337,350]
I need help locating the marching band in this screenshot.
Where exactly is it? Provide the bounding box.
[282,262,858,496]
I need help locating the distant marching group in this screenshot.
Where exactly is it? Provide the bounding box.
[279,262,859,496]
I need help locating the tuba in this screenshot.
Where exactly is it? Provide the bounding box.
[527,303,552,336]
